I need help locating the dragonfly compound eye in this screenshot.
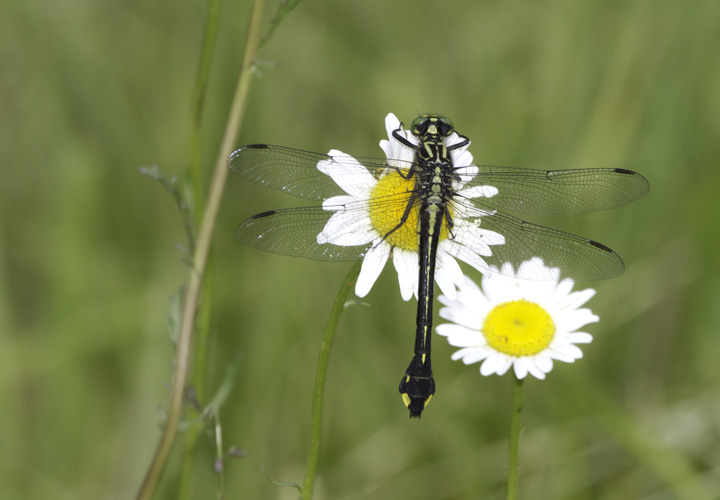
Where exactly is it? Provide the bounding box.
[410,116,427,136]
[438,117,455,136]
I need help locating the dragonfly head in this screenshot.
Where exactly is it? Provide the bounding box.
[410,115,455,139]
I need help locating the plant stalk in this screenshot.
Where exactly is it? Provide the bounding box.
[300,262,361,499]
[507,374,524,500]
[136,1,265,498]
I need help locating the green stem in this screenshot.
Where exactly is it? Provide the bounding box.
[190,0,222,220]
[300,262,362,500]
[178,0,222,494]
[136,1,265,498]
[507,374,524,500]
[178,255,214,500]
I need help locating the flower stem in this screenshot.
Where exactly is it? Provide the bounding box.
[135,1,265,498]
[507,374,524,500]
[301,262,362,500]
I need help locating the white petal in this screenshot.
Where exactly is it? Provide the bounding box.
[391,249,418,301]
[433,252,461,301]
[437,248,465,288]
[438,298,484,330]
[355,241,389,297]
[393,249,417,302]
[545,348,575,363]
[513,258,559,281]
[461,348,492,364]
[481,273,518,305]
[457,185,499,199]
[560,288,597,311]
[525,360,547,380]
[556,308,599,332]
[552,280,575,302]
[435,269,455,301]
[534,355,554,372]
[445,132,473,168]
[318,209,375,246]
[381,113,417,166]
[444,240,491,274]
[321,194,355,211]
[459,272,484,294]
[455,234,493,258]
[480,354,513,376]
[513,359,529,379]
[324,229,376,247]
[525,282,556,300]
[384,113,402,140]
[451,346,483,361]
[317,150,375,198]
[435,324,482,346]
[446,131,469,149]
[379,139,393,160]
[556,343,584,360]
[450,151,473,174]
[500,262,516,276]
[453,164,478,185]
[379,114,402,159]
[565,332,593,344]
[495,356,514,376]
[547,343,582,362]
[453,225,506,256]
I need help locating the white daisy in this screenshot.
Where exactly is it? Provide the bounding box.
[316,113,505,300]
[436,257,598,380]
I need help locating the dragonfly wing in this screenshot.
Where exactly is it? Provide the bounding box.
[456,165,649,216]
[448,199,625,281]
[228,144,415,201]
[237,192,407,262]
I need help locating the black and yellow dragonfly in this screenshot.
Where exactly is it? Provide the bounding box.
[228,115,649,417]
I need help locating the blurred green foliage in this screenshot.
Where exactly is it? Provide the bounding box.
[2,0,720,498]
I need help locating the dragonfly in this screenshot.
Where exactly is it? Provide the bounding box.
[228,115,649,418]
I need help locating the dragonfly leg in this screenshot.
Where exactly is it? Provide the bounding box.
[377,192,419,245]
[392,126,417,149]
[443,207,456,239]
[447,133,470,150]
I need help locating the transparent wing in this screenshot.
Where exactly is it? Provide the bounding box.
[228,144,416,201]
[454,164,650,216]
[447,197,624,281]
[239,190,626,280]
[230,145,649,214]
[237,207,369,261]
[236,190,419,261]
[231,144,646,280]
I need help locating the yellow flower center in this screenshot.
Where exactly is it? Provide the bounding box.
[368,169,451,251]
[482,300,555,356]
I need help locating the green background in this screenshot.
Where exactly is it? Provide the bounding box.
[2,0,719,498]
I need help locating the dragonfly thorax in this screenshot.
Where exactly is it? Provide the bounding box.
[410,116,456,170]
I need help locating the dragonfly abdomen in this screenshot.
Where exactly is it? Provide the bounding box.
[398,117,465,417]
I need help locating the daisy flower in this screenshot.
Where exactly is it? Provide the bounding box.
[316,113,505,300]
[436,257,598,380]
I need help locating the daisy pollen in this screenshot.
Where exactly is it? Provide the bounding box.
[436,257,598,380]
[483,299,555,357]
[367,170,453,251]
